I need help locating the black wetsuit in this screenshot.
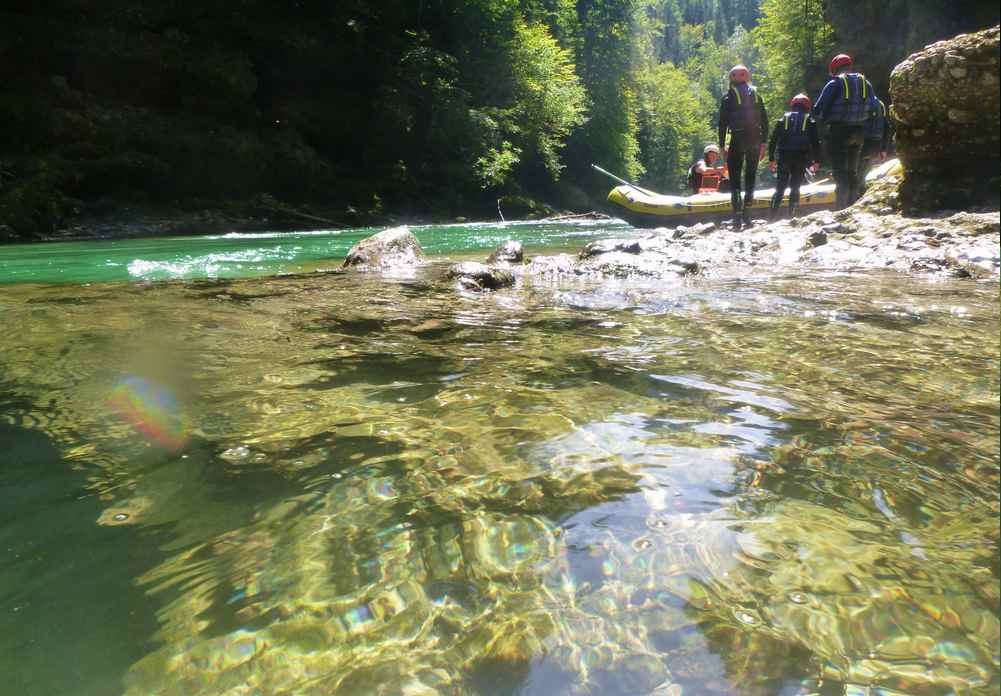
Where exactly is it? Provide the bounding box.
[718,83,768,223]
[814,72,879,208]
[767,109,820,216]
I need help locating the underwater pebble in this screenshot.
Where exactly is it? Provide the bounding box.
[221,445,251,461]
[733,608,760,626]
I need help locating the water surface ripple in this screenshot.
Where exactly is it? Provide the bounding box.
[0,232,998,696]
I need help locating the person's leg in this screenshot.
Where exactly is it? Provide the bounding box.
[788,157,805,215]
[727,139,745,226]
[771,158,791,219]
[846,129,865,204]
[742,144,759,224]
[827,126,851,209]
[857,141,877,196]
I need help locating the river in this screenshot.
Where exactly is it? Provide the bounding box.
[1,221,998,695]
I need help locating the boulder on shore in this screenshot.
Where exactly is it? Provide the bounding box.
[342,226,424,268]
[890,25,1000,211]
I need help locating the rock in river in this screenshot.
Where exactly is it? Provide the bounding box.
[486,240,524,264]
[446,262,515,291]
[342,225,425,268]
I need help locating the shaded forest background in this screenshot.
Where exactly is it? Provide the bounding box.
[1,0,997,240]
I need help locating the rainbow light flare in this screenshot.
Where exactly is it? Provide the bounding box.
[107,376,191,452]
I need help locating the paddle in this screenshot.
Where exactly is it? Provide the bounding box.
[590,164,659,197]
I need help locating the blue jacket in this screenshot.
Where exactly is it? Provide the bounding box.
[768,109,820,162]
[865,99,890,150]
[814,72,879,125]
[718,83,769,145]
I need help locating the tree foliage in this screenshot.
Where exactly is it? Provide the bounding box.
[2,0,992,239]
[752,0,835,121]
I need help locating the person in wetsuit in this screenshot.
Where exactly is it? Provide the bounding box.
[767,93,820,220]
[718,64,768,229]
[857,97,891,195]
[813,53,879,209]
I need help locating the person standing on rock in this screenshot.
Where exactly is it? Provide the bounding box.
[718,65,768,229]
[857,97,891,194]
[767,94,820,220]
[813,53,880,209]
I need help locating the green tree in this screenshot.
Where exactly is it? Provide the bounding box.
[752,0,835,121]
[636,61,715,191]
[573,0,644,180]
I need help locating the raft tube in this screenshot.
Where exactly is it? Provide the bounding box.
[605,160,902,229]
[606,181,837,228]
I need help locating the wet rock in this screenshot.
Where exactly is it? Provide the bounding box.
[446,262,515,291]
[576,250,699,278]
[805,230,829,248]
[342,225,424,268]
[890,26,1000,210]
[523,253,577,276]
[820,222,847,235]
[944,212,1001,236]
[578,238,642,259]
[486,240,523,264]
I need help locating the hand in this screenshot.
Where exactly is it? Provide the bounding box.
[809,162,819,173]
[879,151,887,162]
[768,160,777,173]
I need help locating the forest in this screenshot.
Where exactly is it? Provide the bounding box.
[1,0,997,239]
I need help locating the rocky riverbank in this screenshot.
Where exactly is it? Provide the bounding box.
[514,205,999,282]
[342,182,999,289]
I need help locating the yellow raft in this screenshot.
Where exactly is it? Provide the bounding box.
[605,160,901,228]
[607,180,836,228]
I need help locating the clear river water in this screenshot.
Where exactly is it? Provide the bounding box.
[0,221,998,696]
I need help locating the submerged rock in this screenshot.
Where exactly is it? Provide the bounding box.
[446,262,515,291]
[486,240,524,264]
[342,225,424,268]
[890,25,1001,211]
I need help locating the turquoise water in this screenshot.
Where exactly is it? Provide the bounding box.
[0,220,629,285]
[0,219,998,696]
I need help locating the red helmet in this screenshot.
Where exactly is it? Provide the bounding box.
[729,64,750,83]
[790,93,812,110]
[829,53,853,75]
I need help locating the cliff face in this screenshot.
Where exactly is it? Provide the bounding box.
[824,0,1000,99]
[889,25,1001,211]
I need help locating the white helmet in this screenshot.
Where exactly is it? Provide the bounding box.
[704,144,720,157]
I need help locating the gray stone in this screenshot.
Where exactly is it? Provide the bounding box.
[446,262,515,290]
[890,25,1000,210]
[806,230,828,248]
[947,108,976,124]
[578,238,642,259]
[342,226,424,268]
[486,240,524,264]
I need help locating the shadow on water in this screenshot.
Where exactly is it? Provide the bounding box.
[0,422,165,696]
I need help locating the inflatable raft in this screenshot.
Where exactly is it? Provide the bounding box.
[605,159,901,228]
[606,180,836,228]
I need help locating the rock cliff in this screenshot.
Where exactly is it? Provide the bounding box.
[889,25,1001,211]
